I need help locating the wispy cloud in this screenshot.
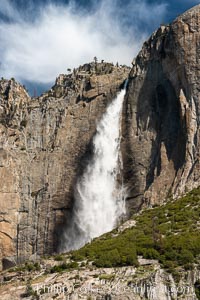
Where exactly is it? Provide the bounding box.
[0,0,167,85]
[0,0,20,21]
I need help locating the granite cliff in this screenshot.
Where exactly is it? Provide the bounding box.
[122,4,200,212]
[1,187,200,300]
[0,62,129,269]
[0,2,200,276]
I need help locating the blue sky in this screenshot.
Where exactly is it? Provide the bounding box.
[0,0,199,95]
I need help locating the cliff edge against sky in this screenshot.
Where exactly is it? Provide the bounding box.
[0,4,200,272]
[122,4,200,212]
[0,63,129,269]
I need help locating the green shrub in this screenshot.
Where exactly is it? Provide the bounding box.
[68,187,200,272]
[68,261,79,269]
[54,255,63,261]
[95,249,121,267]
[99,274,115,281]
[178,249,194,265]
[143,248,160,260]
[71,252,85,261]
[24,262,41,272]
[50,261,79,273]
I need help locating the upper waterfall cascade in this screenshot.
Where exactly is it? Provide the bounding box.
[62,83,127,251]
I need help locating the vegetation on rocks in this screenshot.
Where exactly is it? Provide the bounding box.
[8,262,41,273]
[71,187,200,272]
[1,187,200,299]
[50,261,79,273]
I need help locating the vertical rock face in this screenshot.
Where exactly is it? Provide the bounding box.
[122,5,200,212]
[0,63,129,268]
[1,4,200,270]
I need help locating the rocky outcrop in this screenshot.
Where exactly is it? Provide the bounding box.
[122,4,200,212]
[0,62,129,269]
[0,260,199,299]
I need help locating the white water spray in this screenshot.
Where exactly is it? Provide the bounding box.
[62,84,127,251]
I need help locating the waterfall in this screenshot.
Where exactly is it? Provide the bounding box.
[62,83,127,251]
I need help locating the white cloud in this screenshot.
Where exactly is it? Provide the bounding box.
[0,0,167,84]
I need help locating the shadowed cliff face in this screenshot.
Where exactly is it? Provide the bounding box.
[122,5,200,213]
[0,63,129,269]
[1,4,200,270]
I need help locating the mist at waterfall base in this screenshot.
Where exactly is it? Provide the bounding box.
[61,85,127,252]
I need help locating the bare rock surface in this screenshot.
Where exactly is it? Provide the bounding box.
[1,3,200,284]
[122,4,200,212]
[0,258,199,300]
[0,63,129,268]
